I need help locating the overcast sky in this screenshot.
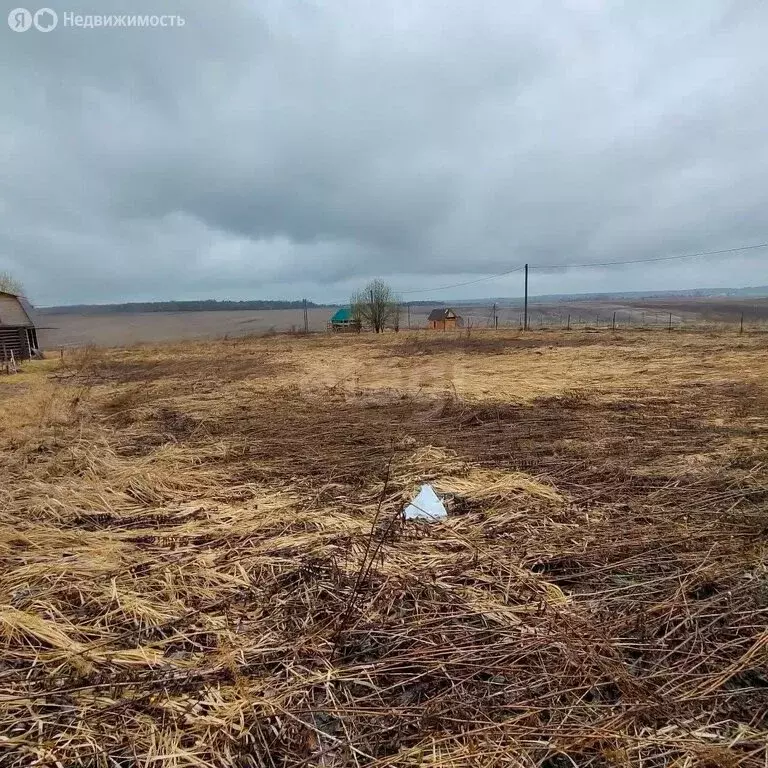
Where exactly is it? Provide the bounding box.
[3,0,768,305]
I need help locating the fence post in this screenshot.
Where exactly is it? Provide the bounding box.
[740,312,744,335]
[668,313,673,332]
[523,263,529,330]
[612,311,616,331]
[566,313,571,331]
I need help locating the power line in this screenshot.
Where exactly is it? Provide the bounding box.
[398,240,768,298]
[531,241,768,270]
[400,266,524,295]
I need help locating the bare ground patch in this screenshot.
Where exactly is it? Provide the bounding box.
[385,331,634,357]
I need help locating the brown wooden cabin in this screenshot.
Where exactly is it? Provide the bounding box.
[427,307,463,330]
[0,291,39,361]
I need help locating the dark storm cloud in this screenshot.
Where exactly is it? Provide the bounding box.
[2,0,768,304]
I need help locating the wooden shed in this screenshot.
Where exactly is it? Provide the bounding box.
[427,307,462,330]
[0,291,39,361]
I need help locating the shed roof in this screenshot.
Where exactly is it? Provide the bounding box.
[330,306,353,323]
[17,295,39,326]
[427,307,460,321]
[0,291,35,327]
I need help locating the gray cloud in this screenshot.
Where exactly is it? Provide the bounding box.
[2,0,768,304]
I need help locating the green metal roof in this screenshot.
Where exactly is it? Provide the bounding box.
[330,306,353,323]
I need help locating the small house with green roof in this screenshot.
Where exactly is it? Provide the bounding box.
[328,306,361,333]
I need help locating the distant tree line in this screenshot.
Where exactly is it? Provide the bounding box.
[38,299,325,315]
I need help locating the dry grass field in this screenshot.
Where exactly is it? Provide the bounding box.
[38,298,768,350]
[38,309,338,348]
[37,307,500,349]
[1,328,768,767]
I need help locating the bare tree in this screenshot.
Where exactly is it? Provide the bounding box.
[351,279,399,333]
[0,271,24,295]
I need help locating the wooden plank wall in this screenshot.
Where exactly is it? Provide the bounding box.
[0,327,30,361]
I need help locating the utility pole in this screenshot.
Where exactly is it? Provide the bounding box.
[523,264,529,331]
[370,288,376,332]
[303,298,309,333]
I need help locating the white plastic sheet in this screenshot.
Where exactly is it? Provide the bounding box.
[404,484,447,522]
